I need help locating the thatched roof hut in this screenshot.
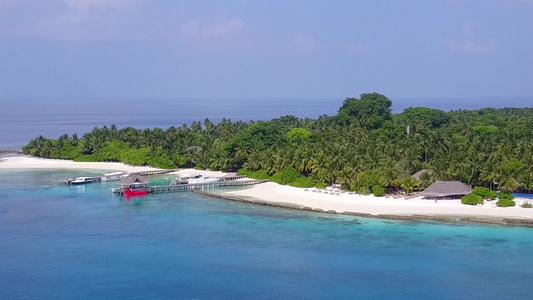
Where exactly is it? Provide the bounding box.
[118,175,149,188]
[412,169,433,181]
[219,173,245,181]
[421,181,472,198]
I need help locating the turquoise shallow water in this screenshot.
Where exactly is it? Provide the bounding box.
[1,169,533,299]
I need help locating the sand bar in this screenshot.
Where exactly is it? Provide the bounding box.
[0,156,158,173]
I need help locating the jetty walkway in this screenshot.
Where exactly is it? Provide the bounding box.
[58,169,180,185]
[112,179,269,195]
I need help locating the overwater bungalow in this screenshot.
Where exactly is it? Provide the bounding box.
[117,175,150,197]
[118,175,149,190]
[421,181,472,200]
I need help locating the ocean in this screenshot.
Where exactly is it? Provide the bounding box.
[1,97,531,148]
[1,97,533,299]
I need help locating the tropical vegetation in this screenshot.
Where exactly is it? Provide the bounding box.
[472,187,497,200]
[496,192,516,207]
[23,93,533,195]
[521,202,532,208]
[461,194,484,205]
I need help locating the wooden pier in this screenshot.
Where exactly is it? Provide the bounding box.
[58,169,181,185]
[129,169,180,176]
[112,179,269,195]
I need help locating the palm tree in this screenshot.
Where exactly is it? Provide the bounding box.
[418,171,434,190]
[233,141,251,163]
[401,176,418,195]
[335,166,357,189]
[293,148,311,174]
[309,151,331,183]
[378,159,399,189]
[432,159,452,181]
[185,146,202,167]
[243,151,262,171]
[496,167,519,192]
[210,152,230,171]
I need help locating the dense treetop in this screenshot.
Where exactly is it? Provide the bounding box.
[23,93,533,193]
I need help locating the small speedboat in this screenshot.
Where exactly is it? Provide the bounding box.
[170,173,220,185]
[70,177,93,185]
[101,172,127,181]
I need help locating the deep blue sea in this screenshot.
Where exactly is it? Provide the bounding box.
[1,97,531,148]
[1,97,533,299]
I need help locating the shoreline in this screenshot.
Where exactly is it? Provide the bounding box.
[0,155,159,173]
[219,182,533,218]
[192,189,533,227]
[2,156,533,227]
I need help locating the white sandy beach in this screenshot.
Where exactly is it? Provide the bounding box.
[224,182,533,219]
[2,156,533,220]
[0,156,158,173]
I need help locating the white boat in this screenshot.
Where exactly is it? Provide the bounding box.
[70,177,93,185]
[101,172,127,181]
[170,173,220,185]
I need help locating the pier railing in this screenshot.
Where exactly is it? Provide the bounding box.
[58,169,181,185]
[112,179,269,195]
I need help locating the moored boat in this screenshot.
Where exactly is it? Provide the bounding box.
[70,177,93,185]
[101,172,127,181]
[170,173,220,185]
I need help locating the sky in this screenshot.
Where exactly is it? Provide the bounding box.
[0,0,532,100]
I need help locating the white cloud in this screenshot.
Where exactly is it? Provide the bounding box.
[462,21,476,37]
[0,0,145,41]
[64,0,143,12]
[345,42,367,54]
[444,21,492,53]
[181,17,245,39]
[292,33,325,54]
[444,39,492,53]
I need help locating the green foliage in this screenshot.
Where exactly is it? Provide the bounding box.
[20,94,533,196]
[499,192,514,200]
[472,187,497,199]
[357,170,380,188]
[226,121,285,154]
[473,125,498,135]
[287,128,311,143]
[461,194,484,205]
[520,202,532,208]
[73,154,98,162]
[372,185,385,197]
[315,182,328,189]
[496,198,516,207]
[289,176,315,188]
[120,147,149,166]
[398,107,450,128]
[147,147,175,169]
[173,154,188,167]
[237,168,254,176]
[250,170,271,180]
[401,176,418,195]
[505,158,522,175]
[357,187,372,195]
[337,93,392,128]
[270,166,300,185]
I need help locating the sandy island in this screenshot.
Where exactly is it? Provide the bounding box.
[2,156,533,224]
